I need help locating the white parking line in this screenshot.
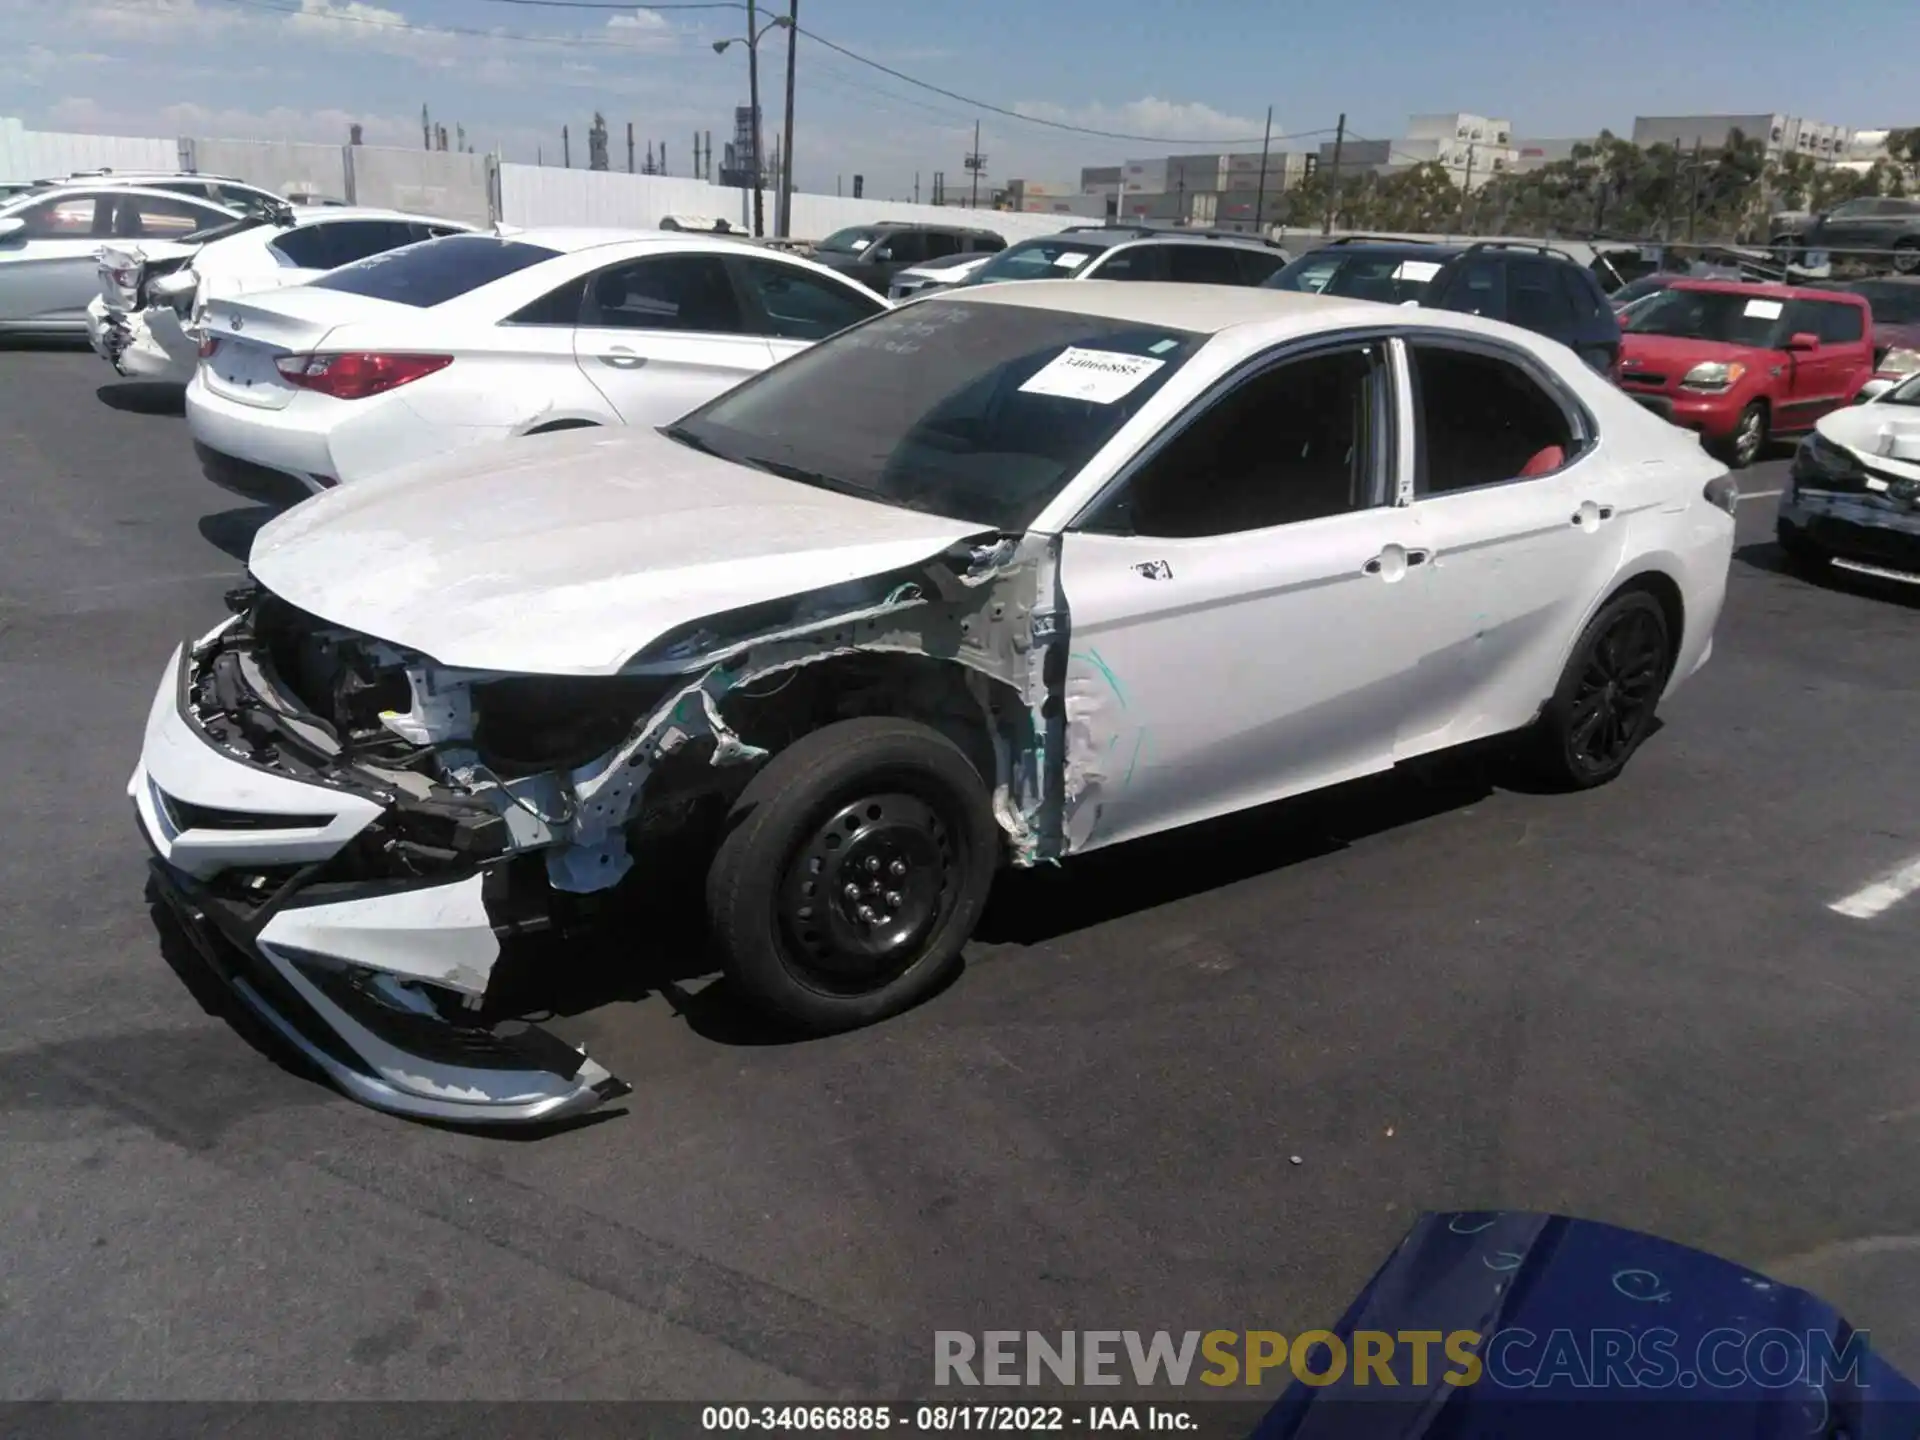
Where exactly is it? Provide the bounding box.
[1739,488,1784,502]
[1830,854,1920,919]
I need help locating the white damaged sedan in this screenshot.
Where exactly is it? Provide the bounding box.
[132,281,1737,1124]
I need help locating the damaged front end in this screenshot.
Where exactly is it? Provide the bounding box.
[132,531,1064,1125]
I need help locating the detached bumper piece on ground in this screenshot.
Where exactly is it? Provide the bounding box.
[130,631,630,1126]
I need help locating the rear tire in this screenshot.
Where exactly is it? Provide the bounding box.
[705,717,998,1034]
[1522,590,1673,791]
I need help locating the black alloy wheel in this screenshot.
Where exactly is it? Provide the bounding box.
[1524,590,1673,790]
[1565,604,1667,776]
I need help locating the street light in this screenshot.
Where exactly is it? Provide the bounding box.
[711,6,791,238]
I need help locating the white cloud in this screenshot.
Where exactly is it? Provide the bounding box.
[1011,97,1264,145]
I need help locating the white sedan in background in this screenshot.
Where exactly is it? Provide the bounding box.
[135,283,1735,1123]
[0,184,240,335]
[91,205,473,384]
[185,228,891,492]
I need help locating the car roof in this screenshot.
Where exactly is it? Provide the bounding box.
[14,183,244,210]
[274,207,466,225]
[1670,277,1867,303]
[1303,240,1467,258]
[932,278,1394,334]
[493,226,770,253]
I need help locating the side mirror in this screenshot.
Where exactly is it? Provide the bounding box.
[870,246,894,263]
[0,216,25,240]
[1785,332,1821,352]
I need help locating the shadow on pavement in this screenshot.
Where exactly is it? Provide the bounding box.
[1736,538,1920,609]
[199,506,279,561]
[96,380,185,416]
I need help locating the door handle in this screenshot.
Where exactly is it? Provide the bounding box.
[1570,502,1615,527]
[1362,544,1427,580]
[600,350,646,369]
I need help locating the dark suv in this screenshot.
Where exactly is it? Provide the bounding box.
[808,222,1006,294]
[1266,237,1622,374]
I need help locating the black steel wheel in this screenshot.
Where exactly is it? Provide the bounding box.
[1525,589,1673,790]
[706,717,997,1033]
[777,792,957,996]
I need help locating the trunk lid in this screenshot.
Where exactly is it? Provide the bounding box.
[248,427,996,676]
[198,287,408,410]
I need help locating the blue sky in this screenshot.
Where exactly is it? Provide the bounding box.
[8,0,1918,199]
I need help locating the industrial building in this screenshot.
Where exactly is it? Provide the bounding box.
[1630,113,1853,161]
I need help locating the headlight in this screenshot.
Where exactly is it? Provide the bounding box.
[1681,361,1747,392]
[1878,346,1920,377]
[1791,431,1866,492]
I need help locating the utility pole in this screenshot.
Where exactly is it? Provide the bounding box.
[562,125,570,168]
[746,0,765,236]
[965,119,984,208]
[778,0,798,237]
[1253,104,1272,234]
[1460,141,1476,233]
[627,122,635,174]
[1686,135,1703,242]
[1323,112,1346,235]
[421,103,431,150]
[914,171,920,204]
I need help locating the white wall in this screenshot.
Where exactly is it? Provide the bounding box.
[495,163,1066,242]
[0,118,177,183]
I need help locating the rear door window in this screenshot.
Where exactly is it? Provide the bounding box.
[1166,245,1247,285]
[733,256,884,340]
[921,231,962,260]
[1506,259,1578,333]
[1557,264,1609,323]
[1088,245,1165,281]
[1815,301,1866,344]
[1234,249,1287,285]
[1432,256,1502,317]
[580,253,745,333]
[308,233,562,306]
[114,194,227,239]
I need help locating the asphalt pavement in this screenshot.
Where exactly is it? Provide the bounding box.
[3,346,1919,1401]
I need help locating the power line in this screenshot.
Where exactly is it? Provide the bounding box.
[195,0,680,47]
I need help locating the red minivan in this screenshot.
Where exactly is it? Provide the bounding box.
[1617,280,1875,468]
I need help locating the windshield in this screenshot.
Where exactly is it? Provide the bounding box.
[1609,275,1671,307]
[664,301,1205,530]
[1266,249,1447,304]
[1623,288,1787,346]
[816,226,882,255]
[309,234,560,308]
[1886,372,1920,406]
[1850,283,1920,326]
[966,239,1106,284]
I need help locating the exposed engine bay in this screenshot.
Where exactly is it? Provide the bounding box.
[137,531,1071,1123]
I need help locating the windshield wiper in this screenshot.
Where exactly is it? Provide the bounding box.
[737,455,867,498]
[659,423,725,458]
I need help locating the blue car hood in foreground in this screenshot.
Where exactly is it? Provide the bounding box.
[1254,1211,1919,1439]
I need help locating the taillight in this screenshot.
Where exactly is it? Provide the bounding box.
[273,352,453,400]
[198,335,220,359]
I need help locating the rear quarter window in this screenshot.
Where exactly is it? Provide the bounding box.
[309,234,562,307]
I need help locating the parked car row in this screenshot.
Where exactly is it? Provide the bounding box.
[23,198,1911,1129]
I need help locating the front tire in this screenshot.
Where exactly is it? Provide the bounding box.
[1525,590,1672,791]
[1721,402,1767,469]
[705,717,998,1034]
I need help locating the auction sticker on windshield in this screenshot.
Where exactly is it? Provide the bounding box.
[1393,260,1442,282]
[1745,298,1785,319]
[1052,252,1088,269]
[1019,346,1165,403]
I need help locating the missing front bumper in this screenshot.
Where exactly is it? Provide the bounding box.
[147,859,630,1125]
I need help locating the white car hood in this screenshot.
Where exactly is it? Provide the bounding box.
[1816,403,1920,478]
[248,427,995,675]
